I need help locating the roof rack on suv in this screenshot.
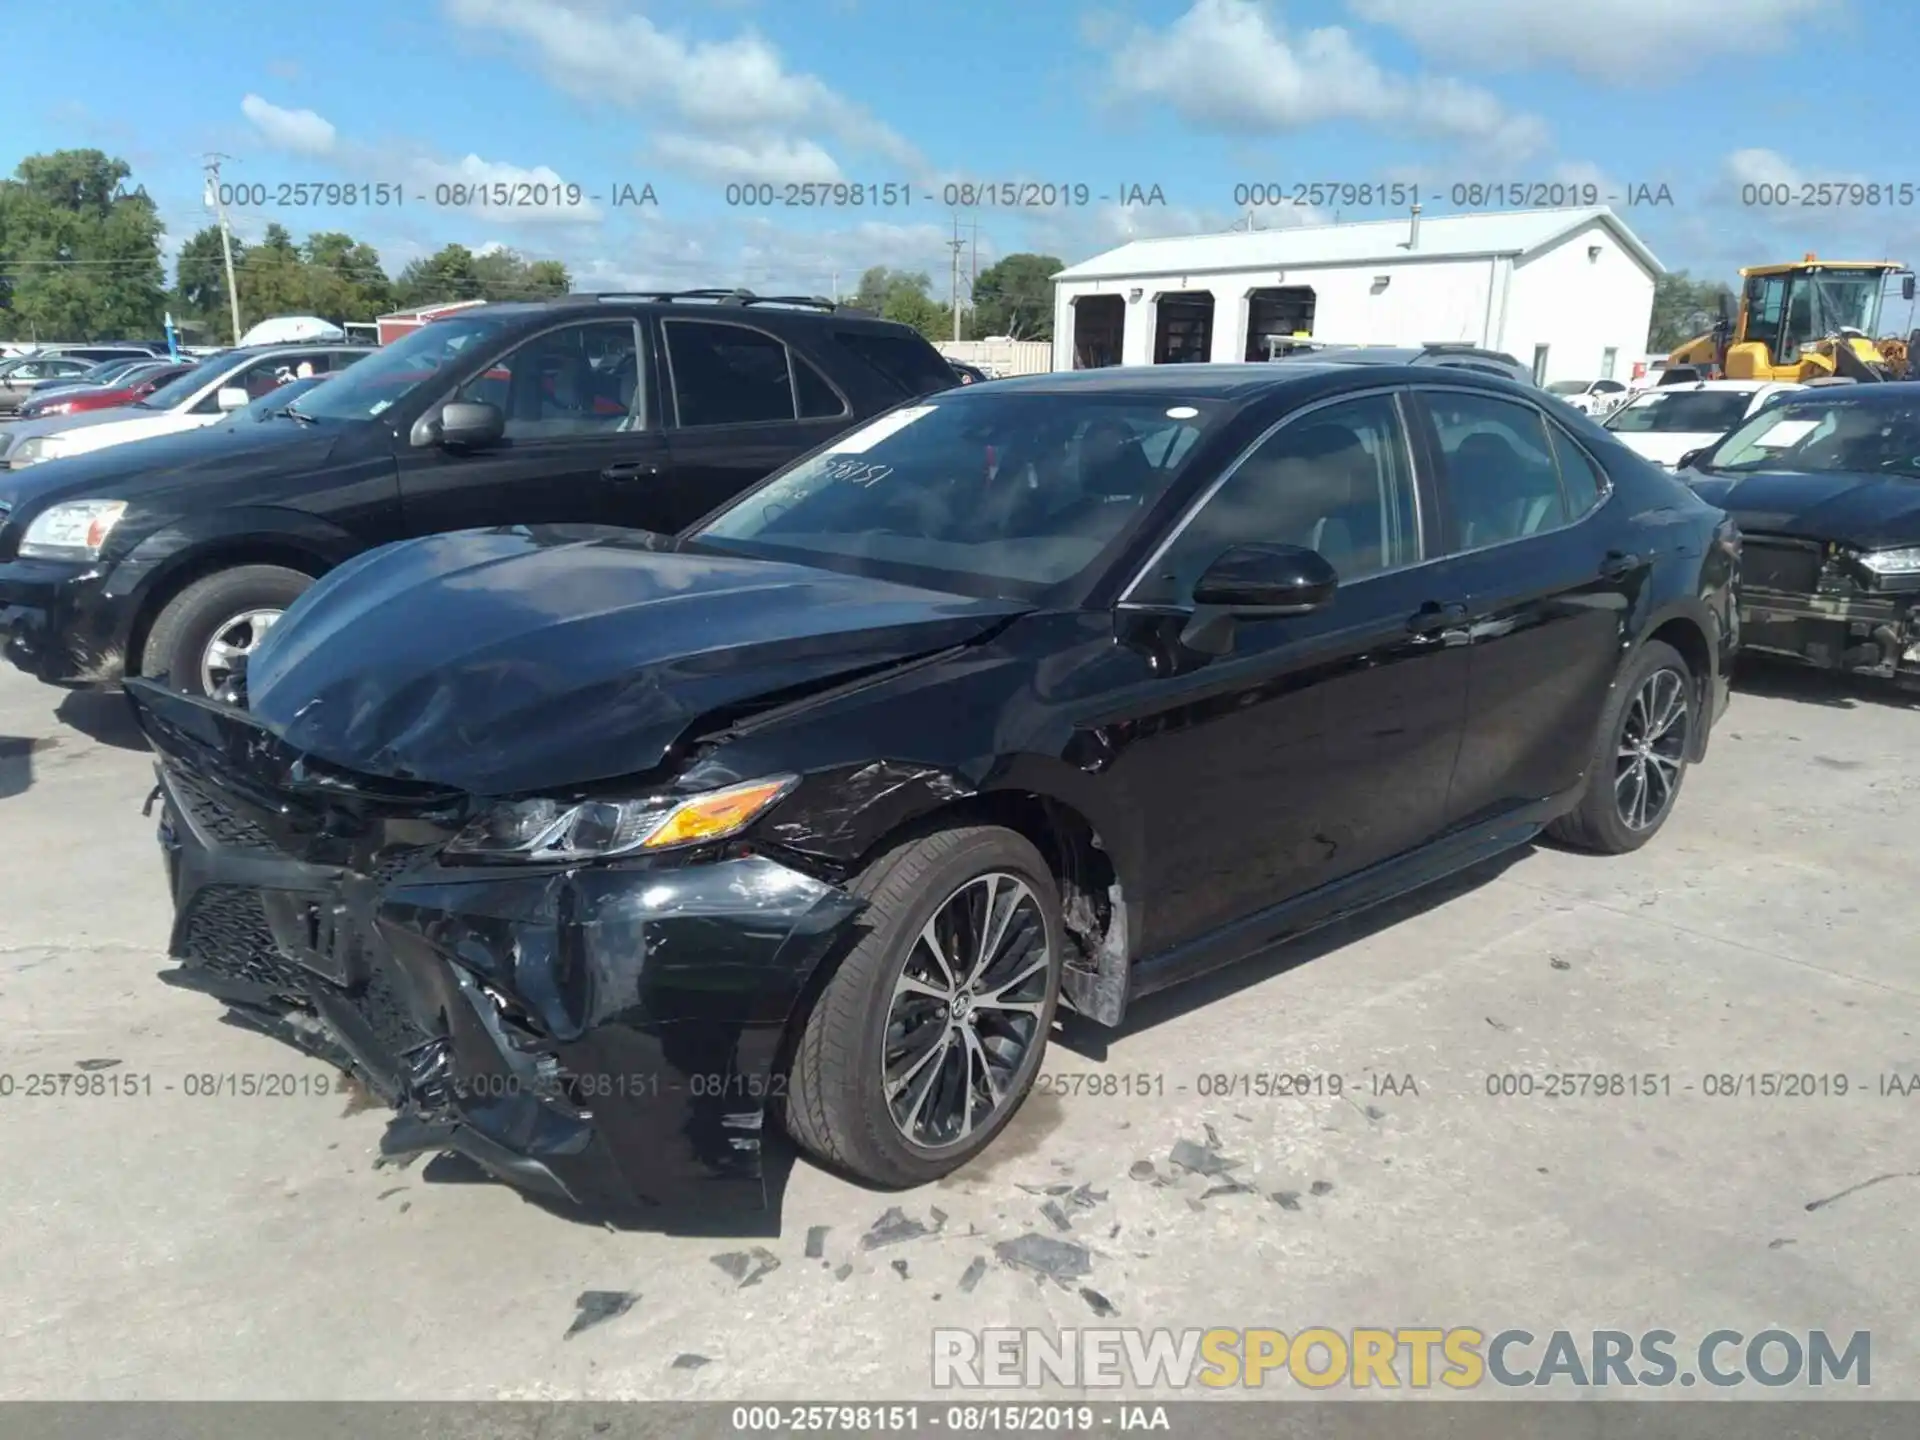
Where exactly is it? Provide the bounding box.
[575,288,868,314]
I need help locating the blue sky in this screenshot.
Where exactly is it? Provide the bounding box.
[7,0,1919,316]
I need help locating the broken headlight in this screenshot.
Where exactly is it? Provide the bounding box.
[442,776,797,863]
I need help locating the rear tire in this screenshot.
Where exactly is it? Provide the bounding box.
[785,825,1063,1187]
[140,565,312,698]
[1547,639,1694,854]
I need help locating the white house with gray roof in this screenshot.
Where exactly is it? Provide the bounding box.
[1049,206,1662,387]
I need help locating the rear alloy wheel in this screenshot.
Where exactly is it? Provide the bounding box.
[1547,638,1694,854]
[1614,667,1689,832]
[140,565,313,699]
[785,826,1063,1186]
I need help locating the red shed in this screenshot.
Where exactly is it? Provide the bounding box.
[374,299,489,346]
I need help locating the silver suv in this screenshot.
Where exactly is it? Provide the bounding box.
[1271,343,1538,388]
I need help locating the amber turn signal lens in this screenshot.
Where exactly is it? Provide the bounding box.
[641,777,795,849]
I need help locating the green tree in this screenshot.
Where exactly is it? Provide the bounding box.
[0,149,165,341]
[1649,270,1735,353]
[393,244,573,308]
[303,230,391,323]
[393,243,484,309]
[173,226,242,336]
[971,252,1061,341]
[850,266,953,342]
[235,222,309,322]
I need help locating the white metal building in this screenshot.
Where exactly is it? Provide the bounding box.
[1050,207,1661,386]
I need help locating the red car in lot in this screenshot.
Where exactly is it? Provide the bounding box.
[16,363,199,421]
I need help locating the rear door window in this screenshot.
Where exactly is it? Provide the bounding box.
[1424,391,1571,550]
[664,320,800,427]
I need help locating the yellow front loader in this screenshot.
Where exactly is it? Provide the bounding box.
[1670,256,1916,382]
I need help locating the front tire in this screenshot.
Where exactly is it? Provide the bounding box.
[785,825,1063,1187]
[1547,639,1694,854]
[140,565,312,698]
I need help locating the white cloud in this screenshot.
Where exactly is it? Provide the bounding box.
[240,94,336,155]
[442,0,922,182]
[650,134,843,185]
[234,90,601,229]
[1348,0,1827,84]
[1105,0,1548,159]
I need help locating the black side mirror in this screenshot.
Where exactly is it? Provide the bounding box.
[1903,274,1915,301]
[1675,448,1706,472]
[1180,544,1338,655]
[1717,292,1736,324]
[437,400,505,449]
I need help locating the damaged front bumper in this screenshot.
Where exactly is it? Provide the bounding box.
[136,685,863,1216]
[0,555,137,685]
[1736,538,1920,684]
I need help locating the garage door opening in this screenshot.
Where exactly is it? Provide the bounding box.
[1154,292,1215,364]
[1245,286,1318,361]
[1071,295,1125,369]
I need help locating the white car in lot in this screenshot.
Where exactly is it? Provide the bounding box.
[1545,378,1630,416]
[1601,379,1806,468]
[4,343,370,468]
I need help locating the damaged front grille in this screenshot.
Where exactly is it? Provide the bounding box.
[1740,539,1823,596]
[179,884,308,1000]
[169,765,274,850]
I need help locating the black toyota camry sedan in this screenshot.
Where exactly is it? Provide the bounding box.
[127,362,1738,1212]
[1675,384,1920,687]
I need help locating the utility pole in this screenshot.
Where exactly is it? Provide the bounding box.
[949,215,966,341]
[202,154,244,344]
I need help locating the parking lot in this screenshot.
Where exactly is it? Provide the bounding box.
[1,659,1916,1400]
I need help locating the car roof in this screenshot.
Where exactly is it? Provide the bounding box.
[950,361,1532,402]
[453,293,926,333]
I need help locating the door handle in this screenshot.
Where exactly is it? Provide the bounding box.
[1600,549,1641,579]
[601,462,660,481]
[1406,600,1468,636]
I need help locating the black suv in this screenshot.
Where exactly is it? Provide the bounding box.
[0,290,960,697]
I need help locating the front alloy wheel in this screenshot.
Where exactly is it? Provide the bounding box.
[883,873,1050,1150]
[200,608,282,696]
[1615,667,1689,830]
[784,825,1064,1187]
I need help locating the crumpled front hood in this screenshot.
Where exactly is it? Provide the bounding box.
[243,526,1028,794]
[1683,468,1920,549]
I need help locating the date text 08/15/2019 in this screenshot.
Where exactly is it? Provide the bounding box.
[721,181,1169,209]
[209,181,658,209]
[1230,181,1676,210]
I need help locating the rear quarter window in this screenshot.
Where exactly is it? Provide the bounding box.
[833,330,960,398]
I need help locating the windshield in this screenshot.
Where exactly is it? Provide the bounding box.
[1546,381,1590,395]
[1801,271,1885,336]
[1606,390,1753,434]
[1704,399,1920,478]
[137,353,229,409]
[291,315,506,421]
[692,391,1223,599]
